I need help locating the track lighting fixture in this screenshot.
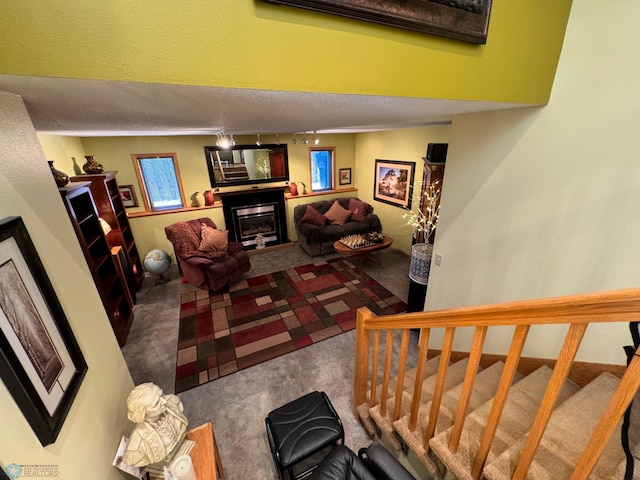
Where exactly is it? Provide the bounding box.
[216,132,234,149]
[313,131,319,145]
[256,134,262,146]
[292,133,298,145]
[302,132,309,144]
[275,134,281,145]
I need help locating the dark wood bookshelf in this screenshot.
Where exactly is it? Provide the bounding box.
[59,182,133,347]
[70,171,144,298]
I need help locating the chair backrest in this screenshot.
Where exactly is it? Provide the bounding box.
[293,197,366,223]
[165,217,218,259]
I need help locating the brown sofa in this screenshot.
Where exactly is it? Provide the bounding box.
[294,197,382,257]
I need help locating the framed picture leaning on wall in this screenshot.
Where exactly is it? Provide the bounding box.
[0,216,87,446]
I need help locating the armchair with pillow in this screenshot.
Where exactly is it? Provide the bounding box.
[165,217,250,291]
[294,197,382,257]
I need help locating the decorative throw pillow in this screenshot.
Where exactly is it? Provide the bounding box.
[299,205,328,227]
[199,223,228,252]
[348,198,370,223]
[324,200,352,225]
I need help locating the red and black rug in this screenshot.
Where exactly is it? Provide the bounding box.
[175,258,406,393]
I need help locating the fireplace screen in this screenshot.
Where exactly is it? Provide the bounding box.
[232,203,280,247]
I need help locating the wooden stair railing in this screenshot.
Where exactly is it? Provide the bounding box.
[353,288,640,480]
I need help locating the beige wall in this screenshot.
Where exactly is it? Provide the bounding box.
[40,129,453,258]
[1,93,133,478]
[425,0,640,365]
[37,134,358,258]
[354,126,451,254]
[40,128,457,259]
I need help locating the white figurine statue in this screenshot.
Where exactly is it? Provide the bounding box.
[123,383,188,467]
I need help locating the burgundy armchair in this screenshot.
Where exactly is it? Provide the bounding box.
[165,217,250,291]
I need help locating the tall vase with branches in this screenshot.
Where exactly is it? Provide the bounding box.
[402,180,441,285]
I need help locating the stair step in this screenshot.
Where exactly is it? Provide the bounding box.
[483,372,624,480]
[369,358,470,450]
[429,365,580,480]
[393,361,521,474]
[356,356,442,440]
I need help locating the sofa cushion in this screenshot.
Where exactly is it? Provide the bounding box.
[348,198,371,223]
[199,224,228,252]
[325,200,352,225]
[299,205,328,227]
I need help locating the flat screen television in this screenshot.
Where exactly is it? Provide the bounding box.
[425,143,448,165]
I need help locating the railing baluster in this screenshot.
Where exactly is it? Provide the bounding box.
[471,324,530,480]
[424,326,456,451]
[393,329,410,421]
[513,322,588,479]
[449,325,488,453]
[380,329,394,418]
[354,307,372,412]
[369,329,381,408]
[409,328,431,431]
[571,352,640,480]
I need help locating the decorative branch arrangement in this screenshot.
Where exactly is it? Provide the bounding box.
[402,179,441,242]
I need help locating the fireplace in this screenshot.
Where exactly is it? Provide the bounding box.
[220,188,289,250]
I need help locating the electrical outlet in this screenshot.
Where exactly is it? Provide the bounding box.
[434,253,443,267]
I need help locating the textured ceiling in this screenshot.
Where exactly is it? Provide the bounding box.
[0,75,530,136]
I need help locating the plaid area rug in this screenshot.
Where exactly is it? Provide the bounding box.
[175,258,406,393]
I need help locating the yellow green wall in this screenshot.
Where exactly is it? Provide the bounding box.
[354,126,451,253]
[38,133,358,258]
[2,93,133,479]
[39,128,450,259]
[1,0,572,104]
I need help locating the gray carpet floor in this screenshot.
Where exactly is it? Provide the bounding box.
[121,243,414,479]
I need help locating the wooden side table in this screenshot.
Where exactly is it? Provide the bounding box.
[185,422,226,480]
[333,235,393,266]
[148,422,226,480]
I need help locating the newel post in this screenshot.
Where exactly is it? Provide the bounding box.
[354,307,373,414]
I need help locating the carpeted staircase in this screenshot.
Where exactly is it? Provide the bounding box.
[356,358,626,479]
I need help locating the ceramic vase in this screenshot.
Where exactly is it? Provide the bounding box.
[290,182,298,196]
[48,160,70,187]
[82,155,104,174]
[194,190,205,207]
[204,190,215,206]
[408,243,433,285]
[300,182,307,195]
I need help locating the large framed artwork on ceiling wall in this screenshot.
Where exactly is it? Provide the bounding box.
[0,216,87,446]
[373,159,416,210]
[259,0,492,44]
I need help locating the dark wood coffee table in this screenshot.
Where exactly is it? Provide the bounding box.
[333,235,393,265]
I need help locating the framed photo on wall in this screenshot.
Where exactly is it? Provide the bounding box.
[258,0,492,44]
[118,185,138,208]
[0,216,87,446]
[373,159,416,210]
[339,168,352,185]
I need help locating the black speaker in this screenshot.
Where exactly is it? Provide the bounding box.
[426,143,448,164]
